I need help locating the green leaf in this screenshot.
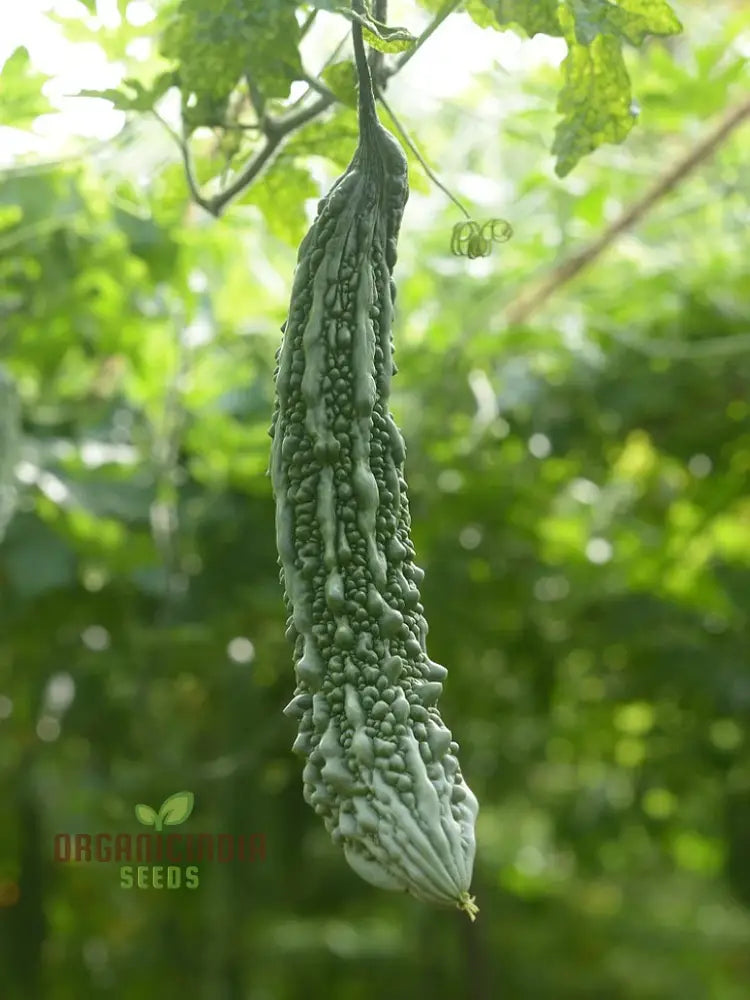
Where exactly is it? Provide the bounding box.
[158,790,195,827]
[361,23,417,54]
[568,0,682,46]
[50,4,157,61]
[160,0,303,130]
[337,8,418,53]
[552,32,635,176]
[470,0,681,40]
[283,107,360,170]
[76,87,140,111]
[0,46,53,126]
[471,0,682,174]
[320,61,358,109]
[466,0,563,37]
[135,803,158,827]
[239,161,318,246]
[76,73,177,113]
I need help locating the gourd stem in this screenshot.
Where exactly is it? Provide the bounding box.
[351,0,379,132]
[350,0,471,219]
[375,89,472,220]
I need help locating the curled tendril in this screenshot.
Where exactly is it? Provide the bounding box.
[466,232,489,258]
[450,218,513,259]
[450,220,480,255]
[484,218,513,244]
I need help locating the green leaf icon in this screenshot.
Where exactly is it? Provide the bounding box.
[135,803,158,827]
[157,790,195,829]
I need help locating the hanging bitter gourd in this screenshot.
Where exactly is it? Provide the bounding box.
[269,8,479,918]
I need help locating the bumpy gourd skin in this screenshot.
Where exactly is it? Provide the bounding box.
[269,31,479,916]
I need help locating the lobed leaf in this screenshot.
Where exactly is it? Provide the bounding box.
[466,0,563,37]
[336,7,418,53]
[552,29,635,176]
[0,46,54,126]
[568,0,682,46]
[77,73,177,113]
[468,0,682,173]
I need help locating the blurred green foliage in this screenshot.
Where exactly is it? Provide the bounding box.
[1,1,750,998]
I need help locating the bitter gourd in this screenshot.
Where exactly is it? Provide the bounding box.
[269,9,479,918]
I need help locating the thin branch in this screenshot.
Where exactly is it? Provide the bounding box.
[319,32,350,73]
[504,95,750,326]
[369,0,388,87]
[376,88,471,219]
[287,31,350,111]
[384,0,463,80]
[150,108,213,211]
[299,71,337,102]
[299,8,317,39]
[215,121,261,132]
[150,107,181,148]
[180,140,212,211]
[202,94,337,215]
[163,0,461,216]
[245,70,266,124]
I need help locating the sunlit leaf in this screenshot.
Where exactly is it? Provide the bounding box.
[321,61,358,109]
[0,46,53,126]
[552,32,635,176]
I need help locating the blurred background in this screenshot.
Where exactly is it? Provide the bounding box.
[1,1,749,997]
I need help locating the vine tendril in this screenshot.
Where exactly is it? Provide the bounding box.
[450,218,513,258]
